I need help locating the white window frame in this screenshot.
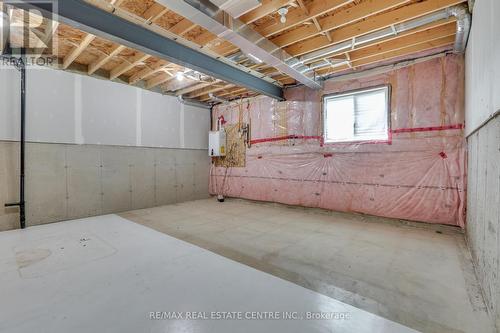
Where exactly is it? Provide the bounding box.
[323,85,391,144]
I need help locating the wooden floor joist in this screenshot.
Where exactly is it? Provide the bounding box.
[318,35,456,76]
[310,18,456,69]
[110,53,151,80]
[146,72,175,89]
[128,60,172,85]
[62,33,95,69]
[258,0,355,37]
[270,0,410,48]
[188,84,234,99]
[88,45,126,75]
[239,0,295,24]
[285,0,465,57]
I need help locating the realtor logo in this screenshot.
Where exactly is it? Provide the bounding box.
[1,0,58,61]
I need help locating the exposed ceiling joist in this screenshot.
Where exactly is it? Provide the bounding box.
[188,83,234,98]
[14,0,283,100]
[310,18,456,70]
[176,81,216,96]
[62,33,95,69]
[110,0,126,6]
[271,0,410,48]
[88,44,125,75]
[129,60,171,84]
[239,0,295,24]
[259,0,354,37]
[169,18,197,36]
[142,3,169,23]
[156,0,322,89]
[145,72,175,89]
[285,0,465,57]
[110,53,150,80]
[348,22,457,62]
[318,35,455,76]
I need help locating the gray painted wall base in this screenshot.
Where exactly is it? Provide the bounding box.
[0,141,210,231]
[466,115,500,330]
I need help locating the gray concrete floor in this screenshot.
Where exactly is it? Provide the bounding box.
[120,198,494,333]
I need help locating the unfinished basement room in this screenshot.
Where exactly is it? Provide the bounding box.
[0,0,498,332]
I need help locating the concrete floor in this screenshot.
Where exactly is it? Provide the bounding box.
[121,198,494,333]
[0,215,416,333]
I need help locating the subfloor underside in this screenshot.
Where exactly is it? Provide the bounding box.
[120,198,494,333]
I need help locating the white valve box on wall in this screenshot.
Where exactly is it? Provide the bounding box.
[209,130,226,157]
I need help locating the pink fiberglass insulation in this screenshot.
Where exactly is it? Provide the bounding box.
[210,54,466,227]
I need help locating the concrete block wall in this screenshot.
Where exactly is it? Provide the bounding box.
[465,0,500,330]
[0,142,210,231]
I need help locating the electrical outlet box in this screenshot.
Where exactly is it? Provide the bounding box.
[209,130,226,157]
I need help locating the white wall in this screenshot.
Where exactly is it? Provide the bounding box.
[465,0,500,331]
[0,65,211,230]
[0,66,209,149]
[465,0,500,135]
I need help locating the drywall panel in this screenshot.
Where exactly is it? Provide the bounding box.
[141,90,180,148]
[0,66,20,141]
[465,0,500,135]
[27,68,76,143]
[0,66,210,149]
[81,76,137,146]
[183,103,209,149]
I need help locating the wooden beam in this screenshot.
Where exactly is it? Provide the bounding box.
[142,3,168,23]
[239,0,295,24]
[169,19,197,36]
[306,18,455,66]
[348,22,456,62]
[128,60,171,84]
[190,31,217,46]
[175,81,216,96]
[317,35,455,76]
[353,35,455,67]
[110,0,126,7]
[32,20,59,58]
[218,87,247,97]
[188,84,235,98]
[110,53,150,80]
[257,0,353,37]
[62,33,95,69]
[200,88,247,102]
[145,72,175,89]
[271,0,410,47]
[88,44,125,75]
[296,0,309,14]
[285,0,465,57]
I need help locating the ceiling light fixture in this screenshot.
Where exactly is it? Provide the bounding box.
[176,71,184,81]
[277,7,288,24]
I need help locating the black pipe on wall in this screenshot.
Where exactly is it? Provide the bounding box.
[4,52,26,229]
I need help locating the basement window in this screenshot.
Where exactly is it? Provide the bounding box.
[323,86,390,143]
